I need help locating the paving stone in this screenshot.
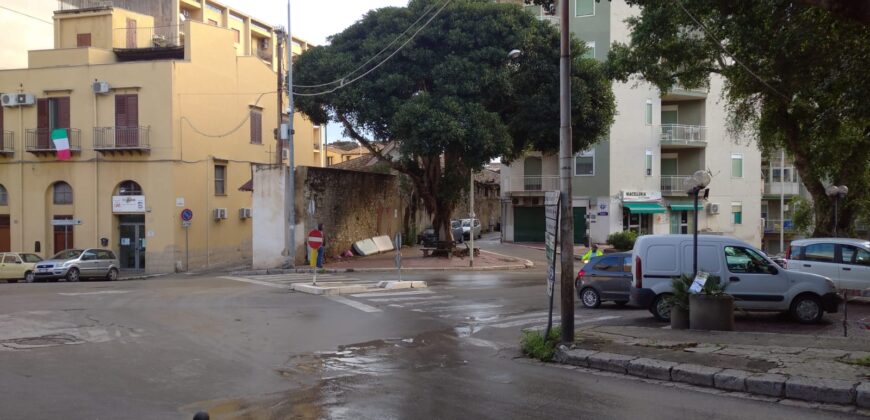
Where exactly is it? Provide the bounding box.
[746,373,787,397]
[714,369,750,392]
[627,358,677,381]
[671,364,722,387]
[557,349,598,367]
[785,376,857,404]
[586,352,637,374]
[855,382,870,408]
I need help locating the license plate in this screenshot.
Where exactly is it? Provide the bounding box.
[38,268,50,273]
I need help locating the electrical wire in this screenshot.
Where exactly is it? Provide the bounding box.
[0,5,53,25]
[292,0,452,97]
[181,91,274,138]
[294,0,443,88]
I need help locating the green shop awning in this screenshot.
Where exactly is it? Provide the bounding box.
[669,203,704,211]
[624,202,666,214]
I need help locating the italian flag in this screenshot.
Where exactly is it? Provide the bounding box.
[51,128,71,160]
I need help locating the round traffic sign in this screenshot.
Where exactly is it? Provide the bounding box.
[181,208,194,221]
[307,229,323,249]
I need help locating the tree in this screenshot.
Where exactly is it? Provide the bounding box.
[796,0,870,25]
[607,0,870,237]
[295,0,615,242]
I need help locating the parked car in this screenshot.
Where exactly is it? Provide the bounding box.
[785,238,870,291]
[629,235,840,324]
[418,222,464,247]
[34,249,121,282]
[0,252,43,283]
[461,218,482,240]
[575,252,632,308]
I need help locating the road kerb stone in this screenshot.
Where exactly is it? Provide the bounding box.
[627,358,677,381]
[857,382,870,409]
[785,376,858,405]
[586,352,637,374]
[556,349,598,367]
[714,369,750,392]
[746,373,787,397]
[672,364,721,387]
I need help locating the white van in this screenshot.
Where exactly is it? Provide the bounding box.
[785,238,870,291]
[629,235,840,323]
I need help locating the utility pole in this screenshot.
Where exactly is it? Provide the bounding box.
[558,0,575,343]
[275,29,284,166]
[779,149,784,253]
[284,0,296,268]
[469,170,474,267]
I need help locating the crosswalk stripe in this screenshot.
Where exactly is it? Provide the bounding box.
[413,303,503,313]
[219,276,288,289]
[389,299,456,308]
[366,295,453,303]
[350,290,434,298]
[326,296,382,313]
[489,316,561,329]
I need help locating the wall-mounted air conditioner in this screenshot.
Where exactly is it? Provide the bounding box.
[708,203,720,215]
[214,208,228,220]
[93,81,110,94]
[239,208,252,219]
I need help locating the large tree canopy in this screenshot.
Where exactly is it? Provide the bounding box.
[607,0,870,237]
[295,0,615,240]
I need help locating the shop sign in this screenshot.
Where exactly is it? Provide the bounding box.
[621,191,662,202]
[112,195,146,213]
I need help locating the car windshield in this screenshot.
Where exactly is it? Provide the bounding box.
[52,250,83,260]
[461,220,471,227]
[451,221,461,228]
[21,254,43,263]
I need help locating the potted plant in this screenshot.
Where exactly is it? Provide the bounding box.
[688,274,734,331]
[666,275,692,330]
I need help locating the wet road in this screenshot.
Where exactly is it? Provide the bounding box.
[0,262,863,418]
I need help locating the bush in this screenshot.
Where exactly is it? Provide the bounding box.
[520,326,562,362]
[607,230,638,251]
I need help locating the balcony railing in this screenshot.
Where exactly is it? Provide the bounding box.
[764,219,795,233]
[25,128,81,154]
[763,181,800,196]
[661,175,691,196]
[113,25,183,49]
[504,175,560,193]
[660,124,707,147]
[256,48,273,63]
[94,127,150,151]
[1,131,13,155]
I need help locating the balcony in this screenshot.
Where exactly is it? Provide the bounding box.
[659,124,707,148]
[94,127,150,154]
[504,176,560,194]
[1,131,12,155]
[661,175,691,196]
[764,219,795,234]
[764,181,800,196]
[663,84,708,100]
[113,25,185,61]
[256,48,273,63]
[25,128,81,155]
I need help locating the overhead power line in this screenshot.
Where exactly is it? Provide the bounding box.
[0,5,53,25]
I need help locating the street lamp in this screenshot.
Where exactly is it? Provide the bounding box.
[683,170,712,275]
[826,185,849,237]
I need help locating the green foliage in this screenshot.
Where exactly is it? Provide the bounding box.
[520,326,562,362]
[697,275,726,296]
[789,195,815,236]
[666,274,693,311]
[606,230,638,251]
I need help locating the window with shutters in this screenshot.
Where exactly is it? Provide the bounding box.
[731,153,744,178]
[37,97,70,149]
[250,109,262,144]
[0,184,7,206]
[115,94,139,146]
[214,165,226,196]
[77,33,91,47]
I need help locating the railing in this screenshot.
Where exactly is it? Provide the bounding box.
[659,124,707,146]
[93,127,150,150]
[256,49,273,63]
[764,219,795,233]
[661,175,691,195]
[313,141,321,151]
[113,25,183,49]
[25,128,81,152]
[1,131,12,154]
[763,181,800,196]
[503,175,560,193]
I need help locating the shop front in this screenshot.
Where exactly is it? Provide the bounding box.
[621,191,665,235]
[112,181,146,271]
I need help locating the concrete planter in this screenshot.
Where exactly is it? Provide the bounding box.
[689,294,734,331]
[670,306,690,330]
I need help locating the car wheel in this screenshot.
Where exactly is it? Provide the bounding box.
[790,294,823,324]
[24,271,35,283]
[66,268,80,283]
[106,268,119,282]
[580,288,602,309]
[650,293,673,322]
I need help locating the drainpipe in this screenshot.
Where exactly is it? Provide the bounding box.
[18,87,24,251]
[93,85,99,245]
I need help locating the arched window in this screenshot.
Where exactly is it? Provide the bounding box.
[53,182,73,205]
[117,180,142,196]
[0,184,7,206]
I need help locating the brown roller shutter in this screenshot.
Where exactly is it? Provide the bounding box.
[37,98,49,148]
[115,94,139,146]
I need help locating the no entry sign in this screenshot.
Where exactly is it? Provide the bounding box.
[307,229,323,249]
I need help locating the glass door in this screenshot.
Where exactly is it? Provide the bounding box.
[119,223,145,270]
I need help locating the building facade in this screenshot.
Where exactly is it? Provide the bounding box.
[0,1,323,273]
[499,0,762,247]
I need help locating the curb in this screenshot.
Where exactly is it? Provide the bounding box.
[555,347,869,409]
[118,273,169,281]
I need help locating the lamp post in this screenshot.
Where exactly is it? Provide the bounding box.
[826,185,849,237]
[683,170,711,275]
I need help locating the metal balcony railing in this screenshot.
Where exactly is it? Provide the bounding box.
[660,124,707,147]
[1,131,12,154]
[764,219,795,233]
[661,175,691,195]
[94,127,150,151]
[504,175,560,193]
[114,25,183,49]
[256,49,273,63]
[25,128,81,153]
[763,181,800,196]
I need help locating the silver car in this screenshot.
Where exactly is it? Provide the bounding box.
[34,249,120,282]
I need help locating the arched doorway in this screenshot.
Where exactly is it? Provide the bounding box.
[115,180,145,270]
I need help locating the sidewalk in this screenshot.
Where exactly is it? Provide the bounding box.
[555,325,870,410]
[510,242,616,259]
[323,245,533,271]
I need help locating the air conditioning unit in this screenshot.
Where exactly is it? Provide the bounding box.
[92,81,110,94]
[708,203,720,214]
[16,93,35,106]
[239,208,252,219]
[213,208,228,220]
[1,93,19,107]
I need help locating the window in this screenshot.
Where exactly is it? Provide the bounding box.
[0,184,6,206]
[53,182,73,205]
[208,19,219,26]
[594,257,622,272]
[731,202,742,225]
[645,99,652,125]
[214,164,226,195]
[232,28,240,44]
[804,243,835,263]
[582,41,595,59]
[574,149,594,176]
[118,180,142,196]
[840,245,870,266]
[81,250,97,261]
[575,0,595,17]
[76,33,91,47]
[3,255,18,264]
[645,149,653,176]
[327,156,334,165]
[250,109,262,144]
[731,153,743,178]
[725,246,775,274]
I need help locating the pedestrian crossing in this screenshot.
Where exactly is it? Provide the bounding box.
[222,272,369,289]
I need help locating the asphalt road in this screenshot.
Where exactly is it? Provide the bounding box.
[0,257,864,419]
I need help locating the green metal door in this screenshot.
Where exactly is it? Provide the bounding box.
[573,207,587,244]
[514,207,545,242]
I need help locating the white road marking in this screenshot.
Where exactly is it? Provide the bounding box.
[388,299,456,308]
[57,290,132,296]
[366,295,453,303]
[489,316,562,329]
[523,315,621,331]
[326,296,382,313]
[218,276,288,289]
[350,290,434,298]
[461,337,503,351]
[413,303,503,313]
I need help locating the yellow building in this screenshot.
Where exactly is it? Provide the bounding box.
[0,1,323,273]
[325,145,372,166]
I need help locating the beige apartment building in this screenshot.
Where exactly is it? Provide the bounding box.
[0,0,323,273]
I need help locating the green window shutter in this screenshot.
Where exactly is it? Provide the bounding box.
[576,0,595,16]
[731,154,743,177]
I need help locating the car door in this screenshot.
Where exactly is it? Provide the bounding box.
[796,242,840,286]
[838,245,870,290]
[6,254,26,279]
[79,250,99,277]
[723,245,788,309]
[590,256,624,299]
[0,253,9,279]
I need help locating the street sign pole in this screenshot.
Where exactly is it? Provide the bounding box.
[180,209,194,272]
[558,0,575,344]
[395,233,403,283]
[545,191,561,339]
[307,229,323,285]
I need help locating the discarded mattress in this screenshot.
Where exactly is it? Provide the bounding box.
[352,238,379,256]
[372,235,394,253]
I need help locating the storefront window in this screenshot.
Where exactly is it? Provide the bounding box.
[623,211,652,235]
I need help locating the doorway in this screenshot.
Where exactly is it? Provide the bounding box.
[53,215,74,254]
[118,215,145,270]
[0,215,9,252]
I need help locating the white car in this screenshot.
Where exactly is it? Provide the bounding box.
[461,218,482,240]
[785,238,870,291]
[629,235,841,323]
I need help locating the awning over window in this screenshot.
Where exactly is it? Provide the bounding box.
[624,202,666,214]
[669,203,704,211]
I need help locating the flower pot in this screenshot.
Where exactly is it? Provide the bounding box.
[689,294,735,331]
[670,306,690,330]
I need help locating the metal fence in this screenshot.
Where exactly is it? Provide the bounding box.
[113,25,183,49]
[1,131,12,153]
[58,0,140,11]
[504,176,560,192]
[94,127,150,150]
[660,124,707,145]
[25,128,81,152]
[661,175,690,195]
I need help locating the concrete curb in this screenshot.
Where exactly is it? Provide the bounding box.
[118,273,169,281]
[555,347,869,409]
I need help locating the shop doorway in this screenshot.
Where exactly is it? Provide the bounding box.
[0,215,9,252]
[119,215,145,270]
[53,215,74,254]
